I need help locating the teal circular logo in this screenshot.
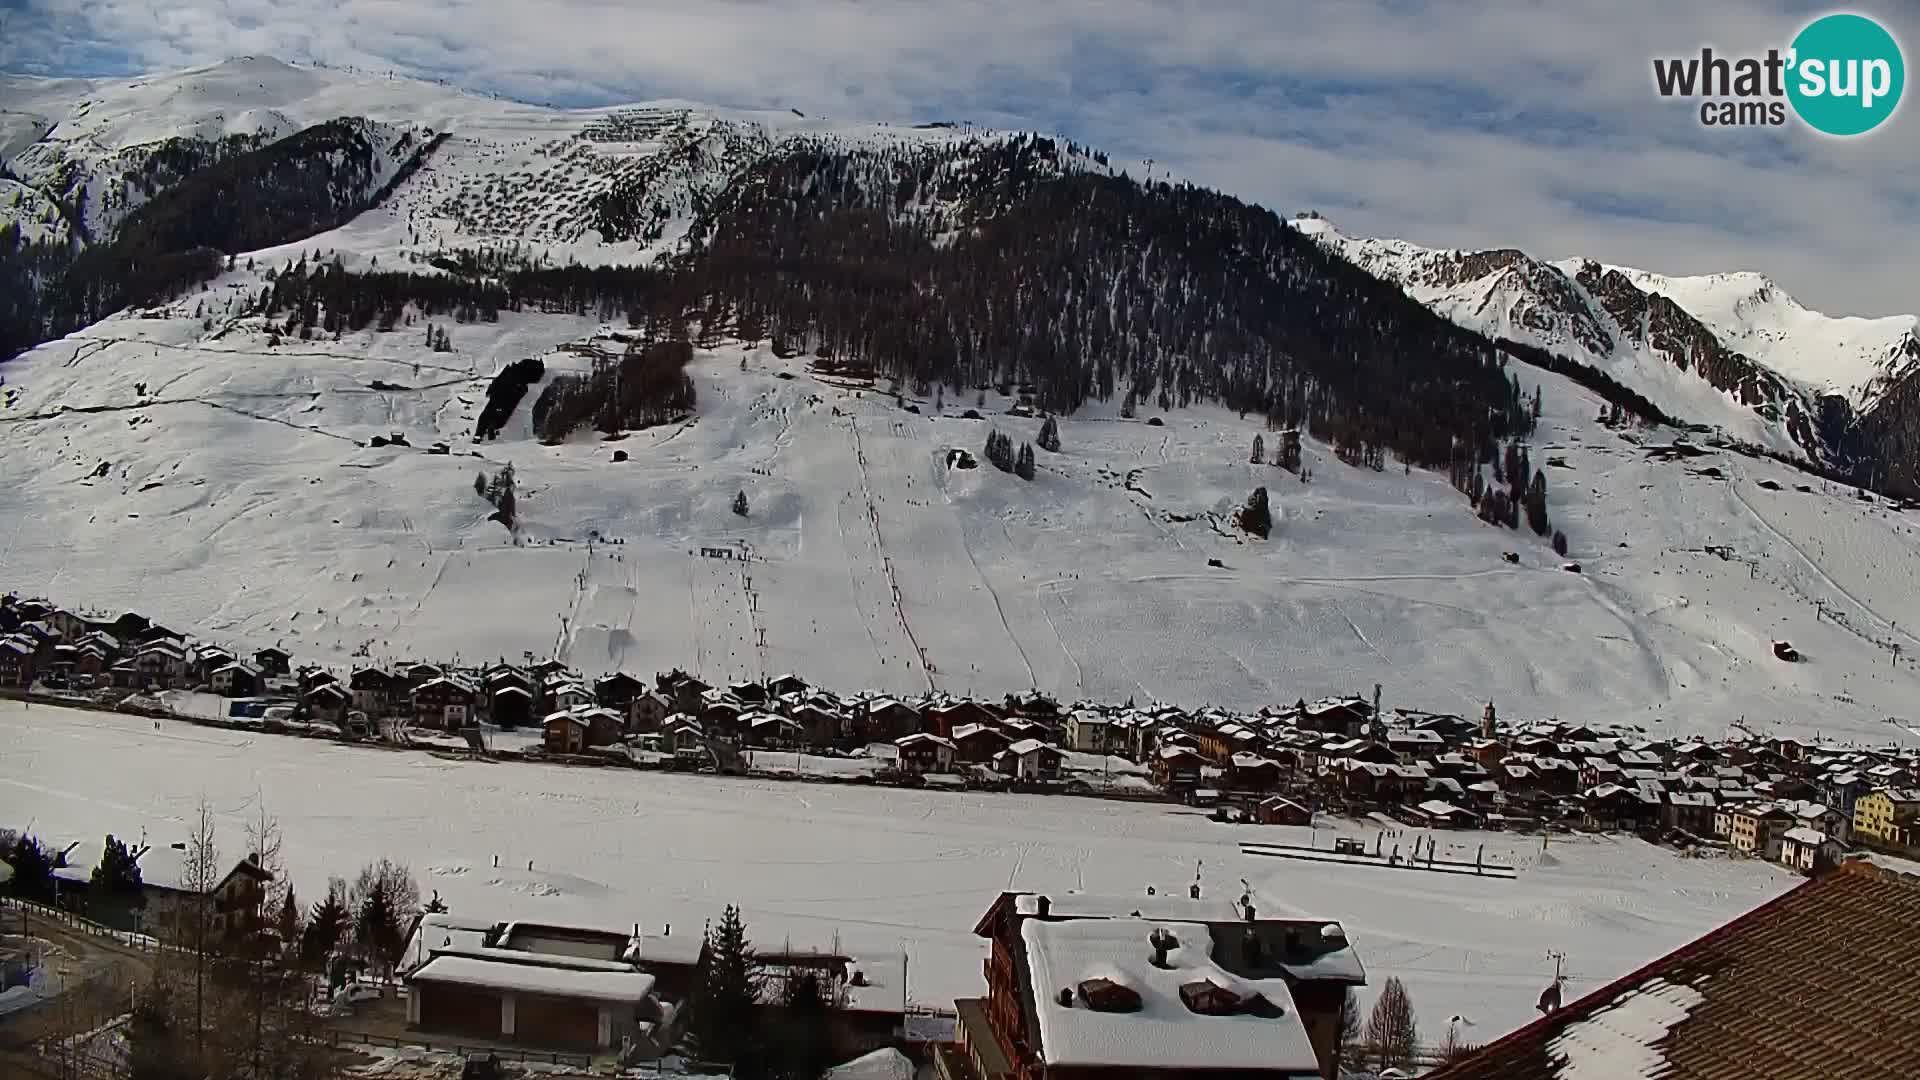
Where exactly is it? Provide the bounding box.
[1787,13,1905,136]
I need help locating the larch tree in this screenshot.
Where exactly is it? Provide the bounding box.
[1364,976,1420,1073]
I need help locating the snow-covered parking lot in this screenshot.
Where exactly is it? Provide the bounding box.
[0,701,1797,1040]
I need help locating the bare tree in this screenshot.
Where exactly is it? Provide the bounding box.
[1365,977,1420,1073]
[179,799,221,1061]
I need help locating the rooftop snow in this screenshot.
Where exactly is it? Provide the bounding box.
[1541,977,1706,1079]
[1021,918,1319,1073]
[409,954,655,1002]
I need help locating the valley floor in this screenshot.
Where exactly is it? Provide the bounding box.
[0,700,1797,1041]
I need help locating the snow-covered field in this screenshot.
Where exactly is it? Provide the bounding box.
[0,701,1797,1039]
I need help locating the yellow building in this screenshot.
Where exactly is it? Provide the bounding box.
[1852,788,1920,850]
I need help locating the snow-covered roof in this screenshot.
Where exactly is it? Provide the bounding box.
[896,733,955,749]
[1020,918,1318,1072]
[1782,827,1830,846]
[409,955,656,1003]
[1417,799,1472,819]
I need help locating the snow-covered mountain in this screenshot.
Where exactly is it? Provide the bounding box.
[1290,216,1920,480]
[2,58,1919,746]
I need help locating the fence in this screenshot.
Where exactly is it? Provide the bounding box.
[0,896,162,954]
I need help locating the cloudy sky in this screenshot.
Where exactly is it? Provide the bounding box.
[3,0,1914,316]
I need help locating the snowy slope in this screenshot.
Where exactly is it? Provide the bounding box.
[3,258,1920,746]
[1289,217,1867,463]
[0,56,1050,259]
[1613,266,1920,410]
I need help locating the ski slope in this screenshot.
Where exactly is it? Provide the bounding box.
[0,700,1799,1040]
[4,264,1920,741]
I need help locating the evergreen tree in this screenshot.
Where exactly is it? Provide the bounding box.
[1037,415,1061,452]
[688,905,763,1063]
[1364,976,1420,1072]
[354,883,403,979]
[474,472,486,498]
[733,490,750,516]
[1552,529,1569,557]
[275,887,302,958]
[1251,433,1264,465]
[1015,441,1036,480]
[4,834,55,902]
[1525,469,1550,535]
[90,833,145,897]
[300,881,348,972]
[1236,486,1272,538]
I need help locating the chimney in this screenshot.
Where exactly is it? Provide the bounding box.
[1243,898,1257,923]
[1035,895,1051,918]
[1189,881,1201,900]
[1057,987,1074,1007]
[1149,928,1177,968]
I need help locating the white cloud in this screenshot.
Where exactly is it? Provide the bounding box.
[3,0,1915,314]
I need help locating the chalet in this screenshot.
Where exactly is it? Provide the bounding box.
[789,703,843,748]
[699,697,745,735]
[1253,796,1314,826]
[543,713,590,755]
[349,668,405,718]
[858,697,923,742]
[211,855,276,945]
[134,641,189,688]
[252,647,292,676]
[895,733,957,775]
[1719,803,1795,859]
[1226,753,1284,796]
[1779,827,1841,874]
[403,662,444,688]
[953,723,1013,765]
[594,672,647,712]
[745,713,803,748]
[660,671,711,714]
[0,637,34,687]
[1821,770,1869,818]
[628,689,672,733]
[413,676,479,730]
[1853,788,1920,851]
[1295,696,1372,737]
[1661,791,1717,836]
[659,717,707,755]
[406,921,678,1053]
[728,680,770,706]
[1411,712,1480,744]
[1153,746,1208,792]
[45,608,92,641]
[999,740,1065,783]
[1413,799,1479,829]
[191,645,235,682]
[766,673,810,698]
[1063,711,1115,754]
[1583,783,1660,832]
[304,682,351,725]
[1426,861,1920,1080]
[959,891,1367,1080]
[209,661,262,697]
[926,699,999,738]
[1383,728,1443,762]
[547,681,594,714]
[491,685,534,729]
[529,659,572,681]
